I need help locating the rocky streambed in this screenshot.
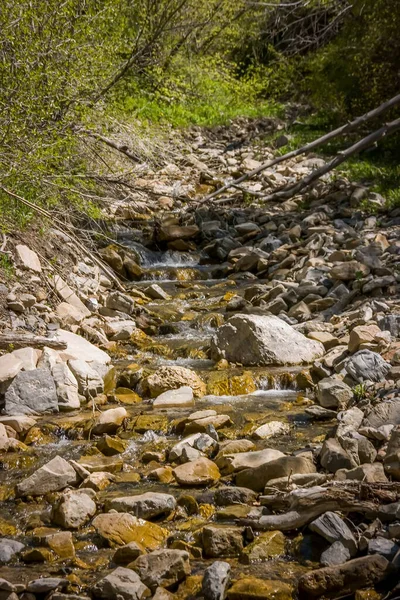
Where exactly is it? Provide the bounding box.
[0,119,400,599]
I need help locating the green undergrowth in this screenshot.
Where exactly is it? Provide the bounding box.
[113,57,284,128]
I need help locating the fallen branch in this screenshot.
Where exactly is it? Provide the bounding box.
[200,92,400,204]
[80,129,141,164]
[237,485,377,531]
[262,116,400,202]
[0,334,67,350]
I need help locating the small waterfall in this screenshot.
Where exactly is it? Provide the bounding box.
[257,371,297,391]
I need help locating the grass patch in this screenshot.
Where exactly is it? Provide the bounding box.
[0,254,15,280]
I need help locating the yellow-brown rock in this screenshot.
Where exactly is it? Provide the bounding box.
[92,512,168,550]
[227,578,293,600]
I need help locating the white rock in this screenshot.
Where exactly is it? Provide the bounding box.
[53,275,91,317]
[216,448,285,474]
[0,415,37,433]
[16,456,79,496]
[15,244,42,273]
[153,386,194,408]
[92,407,128,435]
[55,329,111,364]
[52,490,97,529]
[211,314,324,366]
[68,359,104,398]
[0,354,23,385]
[11,347,41,371]
[52,362,80,411]
[253,421,290,440]
[56,302,88,325]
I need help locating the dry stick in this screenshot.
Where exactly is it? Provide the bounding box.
[263,116,400,203]
[200,92,400,204]
[0,186,125,292]
[0,334,67,350]
[79,129,141,163]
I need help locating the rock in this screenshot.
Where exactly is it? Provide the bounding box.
[227,578,293,600]
[106,291,136,315]
[349,325,382,353]
[15,244,42,273]
[298,555,389,598]
[69,359,104,398]
[153,386,194,408]
[216,448,285,474]
[92,567,150,600]
[152,588,175,600]
[113,542,145,565]
[309,511,357,555]
[131,549,191,590]
[169,433,218,462]
[202,526,243,558]
[26,578,67,593]
[252,421,290,440]
[211,314,324,366]
[317,376,353,410]
[144,284,170,300]
[184,413,232,435]
[4,368,58,415]
[320,438,356,473]
[368,537,399,560]
[107,493,176,520]
[0,354,23,388]
[56,302,88,326]
[362,402,400,428]
[78,454,123,473]
[214,487,258,506]
[236,456,316,492]
[55,329,110,365]
[330,261,369,281]
[82,471,115,491]
[320,541,351,567]
[202,561,231,600]
[344,350,390,383]
[97,435,127,456]
[45,530,75,559]
[305,406,337,420]
[52,362,80,412]
[92,512,168,550]
[173,458,220,486]
[52,490,96,528]
[384,426,400,480]
[92,407,128,435]
[335,463,388,483]
[241,530,286,563]
[146,366,206,398]
[157,224,199,242]
[0,539,25,563]
[0,415,36,433]
[16,456,78,496]
[53,276,91,316]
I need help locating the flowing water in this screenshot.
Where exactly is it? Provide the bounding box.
[0,226,332,593]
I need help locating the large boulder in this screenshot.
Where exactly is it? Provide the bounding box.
[146,366,206,398]
[216,448,284,474]
[211,315,324,366]
[202,561,231,600]
[317,377,353,410]
[4,368,58,415]
[55,329,110,365]
[16,456,78,496]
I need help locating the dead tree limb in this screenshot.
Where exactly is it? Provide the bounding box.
[263,116,400,202]
[237,486,377,531]
[80,130,141,163]
[200,93,400,204]
[0,334,67,350]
